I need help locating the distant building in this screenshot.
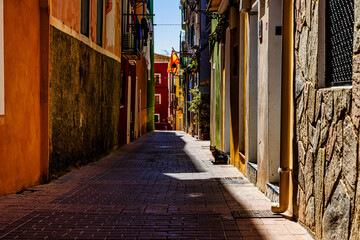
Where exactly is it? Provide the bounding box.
[180,0,211,138]
[154,54,171,130]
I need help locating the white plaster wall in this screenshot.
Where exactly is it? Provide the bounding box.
[210,58,216,146]
[267,0,282,183]
[220,43,224,151]
[256,0,283,190]
[246,12,258,163]
[257,3,269,191]
[0,0,4,115]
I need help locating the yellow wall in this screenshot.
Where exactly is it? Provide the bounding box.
[175,75,183,130]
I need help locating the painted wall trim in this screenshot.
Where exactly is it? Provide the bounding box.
[50,16,121,63]
[0,0,4,115]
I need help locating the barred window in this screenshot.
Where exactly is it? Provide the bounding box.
[81,0,90,37]
[326,0,354,85]
[96,0,104,46]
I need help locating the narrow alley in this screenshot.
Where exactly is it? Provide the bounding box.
[0,132,310,239]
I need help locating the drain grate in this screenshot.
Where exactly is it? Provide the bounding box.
[231,210,283,219]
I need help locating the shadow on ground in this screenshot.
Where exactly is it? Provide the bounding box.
[0,131,307,239]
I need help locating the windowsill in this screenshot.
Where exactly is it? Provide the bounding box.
[247,162,258,171]
[266,182,279,195]
[318,85,352,91]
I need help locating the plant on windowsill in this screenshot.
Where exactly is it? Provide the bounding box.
[187,55,198,73]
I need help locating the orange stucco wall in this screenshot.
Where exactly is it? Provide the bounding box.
[51,0,81,32]
[0,0,47,196]
[51,0,121,58]
[136,58,148,136]
[90,0,97,42]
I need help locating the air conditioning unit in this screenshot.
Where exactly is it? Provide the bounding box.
[123,33,134,50]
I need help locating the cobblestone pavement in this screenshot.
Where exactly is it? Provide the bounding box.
[0,131,312,240]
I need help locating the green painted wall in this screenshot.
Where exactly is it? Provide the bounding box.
[215,43,221,149]
[147,0,155,132]
[211,19,221,150]
[49,27,121,179]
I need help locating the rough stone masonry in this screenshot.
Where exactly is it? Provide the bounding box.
[294,0,360,239]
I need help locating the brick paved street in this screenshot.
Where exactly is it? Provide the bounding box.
[0,131,312,240]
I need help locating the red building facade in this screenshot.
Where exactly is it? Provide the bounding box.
[154,54,171,130]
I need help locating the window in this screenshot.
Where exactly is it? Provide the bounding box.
[81,0,90,37]
[325,0,354,85]
[96,0,103,46]
[0,0,4,115]
[155,94,161,105]
[154,114,160,123]
[154,73,161,84]
[120,70,127,106]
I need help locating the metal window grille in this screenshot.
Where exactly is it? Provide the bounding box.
[96,0,104,46]
[326,0,354,85]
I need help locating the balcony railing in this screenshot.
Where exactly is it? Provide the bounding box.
[121,13,141,60]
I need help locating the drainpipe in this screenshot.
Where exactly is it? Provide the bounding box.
[271,0,293,214]
[271,168,291,213]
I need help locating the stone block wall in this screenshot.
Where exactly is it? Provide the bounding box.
[49,27,121,179]
[294,0,360,239]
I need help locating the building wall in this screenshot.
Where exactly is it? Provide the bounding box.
[230,11,241,172]
[49,0,124,178]
[49,26,121,178]
[50,0,121,60]
[294,0,360,239]
[155,88,169,124]
[213,29,222,149]
[154,62,169,126]
[176,75,184,130]
[256,1,269,192]
[136,58,148,137]
[0,0,48,196]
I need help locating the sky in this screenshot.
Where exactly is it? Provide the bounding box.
[154,0,182,56]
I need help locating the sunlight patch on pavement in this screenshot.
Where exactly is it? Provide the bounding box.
[163,172,213,180]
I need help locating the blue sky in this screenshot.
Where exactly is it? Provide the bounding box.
[154,0,182,56]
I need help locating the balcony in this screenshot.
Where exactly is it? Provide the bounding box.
[121,12,141,60]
